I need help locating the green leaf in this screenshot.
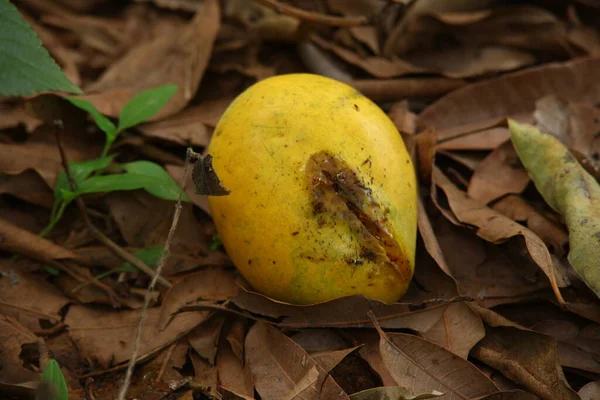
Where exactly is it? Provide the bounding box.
[0,0,81,96]
[38,359,68,400]
[117,85,178,132]
[120,245,165,272]
[509,120,600,298]
[66,98,117,139]
[77,161,188,201]
[54,157,113,201]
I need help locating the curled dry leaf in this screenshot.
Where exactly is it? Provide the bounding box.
[232,287,467,333]
[437,127,511,151]
[245,321,349,400]
[371,314,498,399]
[418,56,600,139]
[158,268,239,330]
[467,140,530,204]
[217,320,254,400]
[0,315,38,364]
[65,304,208,369]
[350,386,443,400]
[509,120,600,298]
[416,194,454,279]
[579,381,600,400]
[492,195,568,257]
[80,0,220,120]
[433,167,567,302]
[187,315,225,364]
[0,261,70,332]
[471,326,579,400]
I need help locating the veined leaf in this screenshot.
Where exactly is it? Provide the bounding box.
[67,98,117,139]
[0,0,81,96]
[54,156,114,201]
[509,120,600,298]
[117,85,178,132]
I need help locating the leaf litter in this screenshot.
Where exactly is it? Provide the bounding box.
[4,0,600,399]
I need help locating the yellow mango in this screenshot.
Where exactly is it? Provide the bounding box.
[208,74,417,304]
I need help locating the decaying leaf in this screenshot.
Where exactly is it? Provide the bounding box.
[245,322,349,399]
[509,120,600,298]
[373,322,498,398]
[350,386,443,400]
[192,154,231,196]
[472,326,579,400]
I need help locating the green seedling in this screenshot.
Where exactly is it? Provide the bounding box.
[37,359,68,400]
[41,84,188,237]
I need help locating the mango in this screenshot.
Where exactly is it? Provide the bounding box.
[207,74,417,304]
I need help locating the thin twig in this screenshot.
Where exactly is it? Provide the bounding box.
[253,0,368,27]
[52,121,171,289]
[117,148,194,400]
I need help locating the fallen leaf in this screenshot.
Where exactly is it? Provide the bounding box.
[438,128,513,154]
[579,381,600,400]
[467,140,530,204]
[0,170,53,209]
[433,167,566,302]
[233,287,464,332]
[0,316,38,364]
[471,326,579,400]
[292,329,350,353]
[0,261,70,332]
[418,56,600,138]
[158,268,238,329]
[80,0,221,120]
[312,346,361,372]
[417,194,454,279]
[509,120,600,298]
[350,386,443,400]
[246,321,349,399]
[491,195,568,257]
[217,330,254,399]
[65,304,207,368]
[372,316,499,399]
[187,315,225,364]
[351,330,396,387]
[0,359,39,399]
[190,352,220,398]
[422,302,485,359]
[533,95,600,158]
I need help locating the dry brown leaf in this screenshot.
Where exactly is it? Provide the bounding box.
[433,168,567,300]
[415,129,437,184]
[349,78,466,103]
[419,56,600,137]
[350,330,396,387]
[233,287,465,332]
[434,218,552,305]
[190,352,220,398]
[312,346,361,372]
[65,304,207,368]
[80,0,220,120]
[533,95,600,158]
[437,127,511,151]
[467,140,530,204]
[417,195,453,279]
[158,268,239,329]
[217,329,254,399]
[292,329,350,354]
[0,218,79,264]
[405,46,535,78]
[422,302,485,359]
[246,322,349,399]
[471,326,579,400]
[373,319,499,399]
[0,316,38,364]
[107,191,211,259]
[579,381,600,400]
[492,195,568,257]
[0,170,53,209]
[0,359,39,399]
[187,315,225,365]
[0,261,70,332]
[312,35,423,78]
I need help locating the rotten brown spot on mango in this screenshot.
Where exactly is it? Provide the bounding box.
[306,151,411,280]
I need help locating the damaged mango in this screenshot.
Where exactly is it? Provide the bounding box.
[208,74,417,304]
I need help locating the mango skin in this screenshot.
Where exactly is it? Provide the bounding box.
[208,74,417,304]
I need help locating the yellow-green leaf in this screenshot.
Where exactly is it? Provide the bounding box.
[508,119,600,297]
